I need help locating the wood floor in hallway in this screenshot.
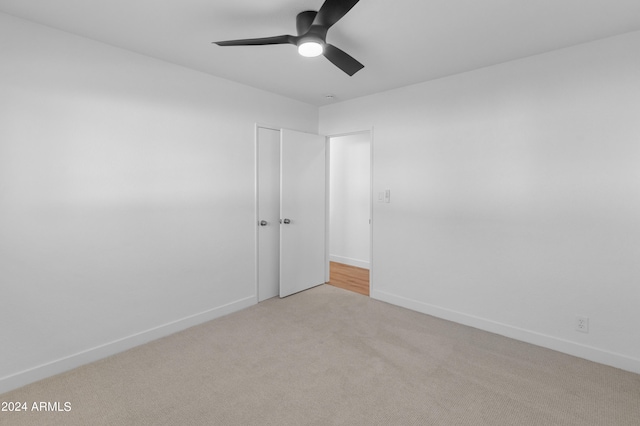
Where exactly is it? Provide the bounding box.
[328,261,369,296]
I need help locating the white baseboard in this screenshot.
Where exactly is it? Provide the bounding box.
[330,254,370,270]
[371,289,640,375]
[0,296,256,395]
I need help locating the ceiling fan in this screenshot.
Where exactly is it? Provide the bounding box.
[213,0,364,76]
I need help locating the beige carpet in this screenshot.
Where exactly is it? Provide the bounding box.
[1,285,639,425]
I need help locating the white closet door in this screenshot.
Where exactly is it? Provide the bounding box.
[279,129,326,298]
[257,127,281,301]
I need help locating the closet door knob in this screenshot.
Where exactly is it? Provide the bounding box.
[260,220,268,226]
[283,218,291,224]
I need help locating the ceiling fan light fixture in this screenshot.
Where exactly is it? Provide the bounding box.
[297,39,323,57]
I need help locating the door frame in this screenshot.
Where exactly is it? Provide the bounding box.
[325,128,374,294]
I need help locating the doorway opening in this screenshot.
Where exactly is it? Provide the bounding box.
[327,131,372,296]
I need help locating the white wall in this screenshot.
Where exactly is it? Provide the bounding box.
[0,12,318,393]
[329,133,370,269]
[320,31,640,374]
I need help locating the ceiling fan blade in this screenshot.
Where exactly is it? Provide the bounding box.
[214,35,295,46]
[313,0,360,28]
[323,44,364,76]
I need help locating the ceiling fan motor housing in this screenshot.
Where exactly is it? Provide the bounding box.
[297,11,329,46]
[296,11,318,35]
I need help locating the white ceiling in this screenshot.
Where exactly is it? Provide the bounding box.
[2,0,640,106]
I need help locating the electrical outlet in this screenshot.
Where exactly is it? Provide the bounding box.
[575,316,589,333]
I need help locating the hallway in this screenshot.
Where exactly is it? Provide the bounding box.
[327,261,369,296]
